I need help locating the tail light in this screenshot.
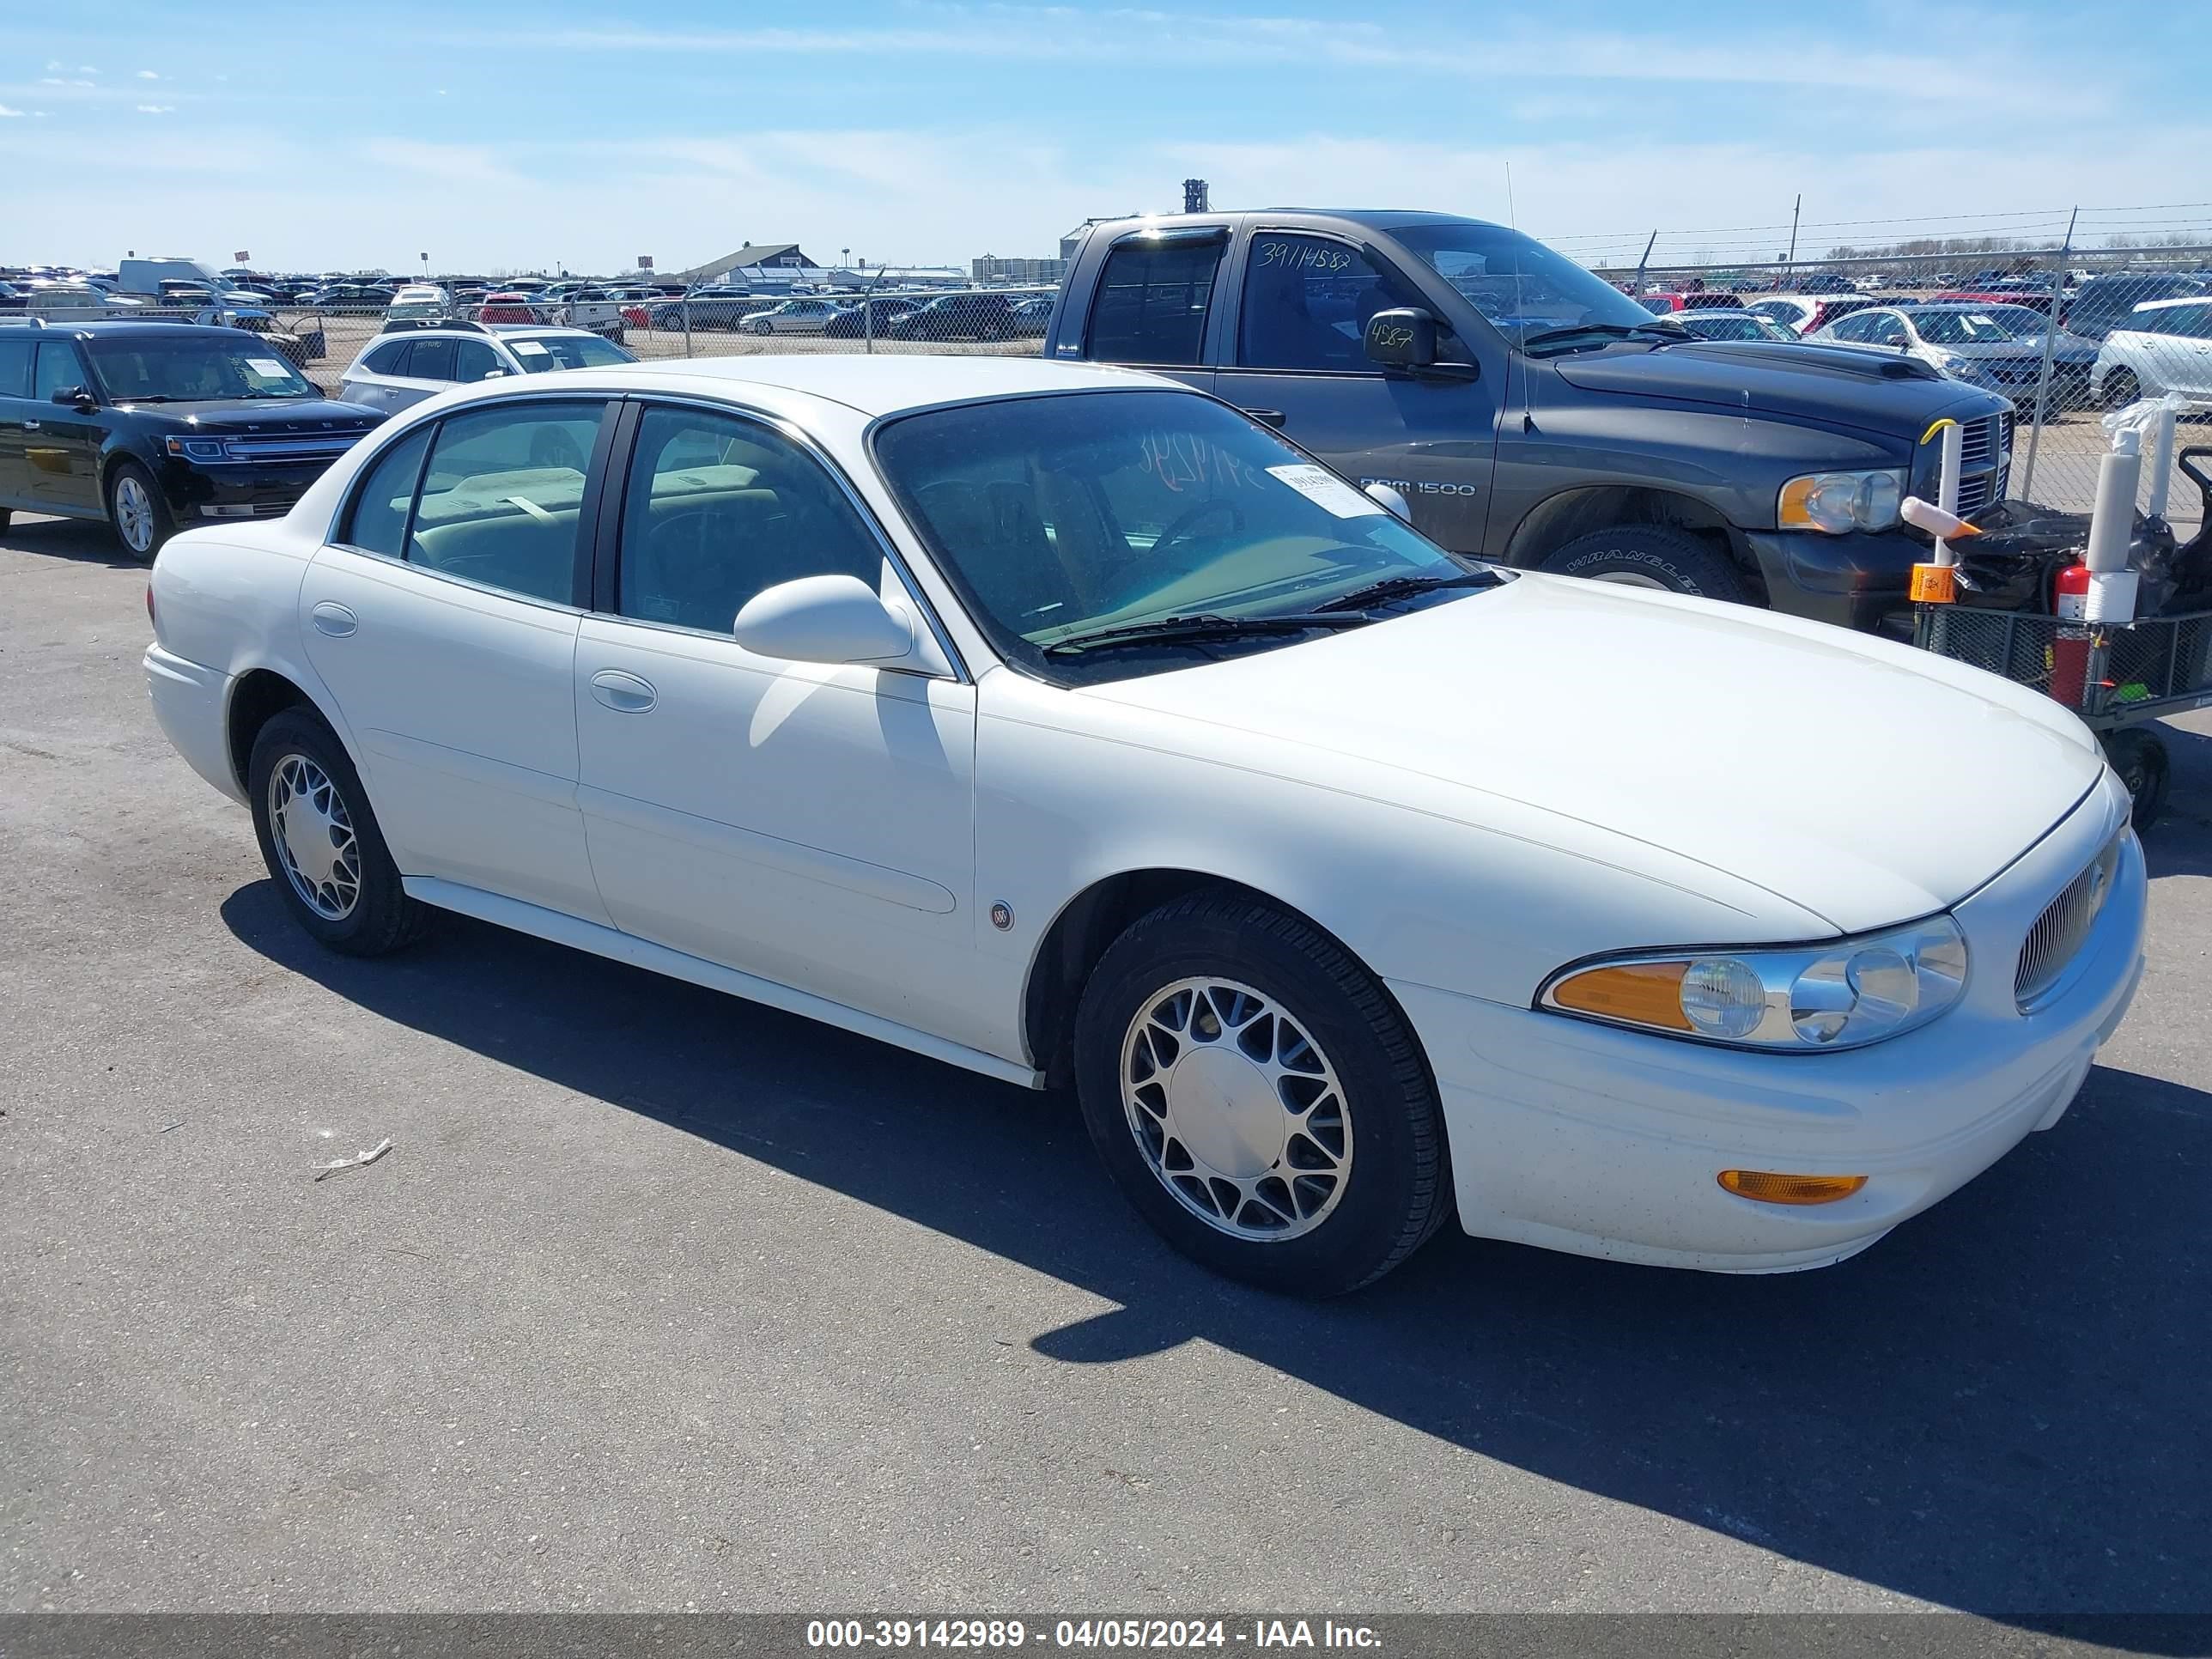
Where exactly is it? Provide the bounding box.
[145,584,158,638]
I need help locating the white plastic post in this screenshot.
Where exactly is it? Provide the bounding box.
[1934,422,1964,567]
[2146,401,2179,521]
[2085,428,2142,575]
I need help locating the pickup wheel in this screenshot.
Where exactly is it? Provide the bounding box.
[1540,524,1749,604]
[1073,891,1450,1297]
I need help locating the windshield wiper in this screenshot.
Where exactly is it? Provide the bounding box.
[1042,611,1369,658]
[1314,568,1502,613]
[1522,322,1688,355]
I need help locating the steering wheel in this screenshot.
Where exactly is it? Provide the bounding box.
[1154,497,1244,556]
[530,427,586,472]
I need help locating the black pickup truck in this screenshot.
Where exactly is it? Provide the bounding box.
[1047,210,2015,635]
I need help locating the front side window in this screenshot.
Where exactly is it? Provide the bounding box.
[1867,313,1909,346]
[1237,234,1426,372]
[1911,311,2021,345]
[873,388,1484,684]
[1086,236,1224,366]
[1391,219,1659,346]
[33,341,90,400]
[453,338,502,381]
[83,337,311,401]
[614,405,886,636]
[405,401,606,604]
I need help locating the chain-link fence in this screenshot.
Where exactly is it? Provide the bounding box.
[1606,246,2212,537]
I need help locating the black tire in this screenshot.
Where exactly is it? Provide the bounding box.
[246,708,428,957]
[105,459,175,563]
[2101,368,2141,410]
[1072,890,1450,1297]
[2103,727,2171,831]
[1540,523,1750,603]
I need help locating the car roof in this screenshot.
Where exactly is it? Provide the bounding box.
[8,320,244,341]
[496,353,1164,417]
[2131,296,2207,313]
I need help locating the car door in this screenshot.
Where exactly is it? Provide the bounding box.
[2157,304,2212,398]
[0,336,32,504]
[27,339,104,512]
[571,400,985,1046]
[298,398,616,922]
[1212,228,1496,555]
[340,337,414,409]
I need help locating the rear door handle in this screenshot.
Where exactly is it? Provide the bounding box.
[1242,408,1286,428]
[590,668,657,713]
[310,601,357,638]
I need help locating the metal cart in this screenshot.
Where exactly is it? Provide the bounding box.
[1914,597,2212,830]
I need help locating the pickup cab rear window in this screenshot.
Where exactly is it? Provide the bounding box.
[1085,238,1224,366]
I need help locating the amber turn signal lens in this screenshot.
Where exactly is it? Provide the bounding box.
[1717,1170,1869,1206]
[1550,961,1692,1030]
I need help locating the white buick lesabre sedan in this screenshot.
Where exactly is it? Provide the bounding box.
[143,356,2147,1295]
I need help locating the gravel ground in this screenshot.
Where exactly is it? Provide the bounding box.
[2,514,2209,1624]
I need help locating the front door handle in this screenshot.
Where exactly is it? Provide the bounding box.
[590,668,657,713]
[310,601,357,638]
[1242,408,1286,428]
[22,420,40,431]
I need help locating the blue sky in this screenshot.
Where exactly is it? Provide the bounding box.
[4,0,2207,274]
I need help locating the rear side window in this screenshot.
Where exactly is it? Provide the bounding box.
[361,340,410,374]
[0,338,30,398]
[408,337,457,382]
[343,428,434,556]
[1237,234,1424,372]
[408,401,605,604]
[1086,236,1224,366]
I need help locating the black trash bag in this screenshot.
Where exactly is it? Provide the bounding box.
[1952,499,2180,614]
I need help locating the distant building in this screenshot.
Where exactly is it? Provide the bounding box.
[666,242,823,286]
[971,253,1067,284]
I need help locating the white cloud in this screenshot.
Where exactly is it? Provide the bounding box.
[137,70,160,80]
[360,137,523,185]
[136,103,174,114]
[44,59,62,71]
[79,64,98,74]
[0,103,24,117]
[39,77,96,88]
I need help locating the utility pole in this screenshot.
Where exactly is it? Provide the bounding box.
[1786,194,1802,271]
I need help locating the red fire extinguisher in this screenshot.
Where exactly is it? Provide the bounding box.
[2051,561,2092,710]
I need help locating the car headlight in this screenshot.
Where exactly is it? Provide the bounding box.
[1777,468,1904,534]
[1540,914,1968,1051]
[164,437,228,461]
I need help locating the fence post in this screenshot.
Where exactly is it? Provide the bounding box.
[2015,207,2077,505]
[682,295,693,360]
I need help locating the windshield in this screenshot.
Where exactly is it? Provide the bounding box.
[1390,220,1661,346]
[1910,309,2027,345]
[506,334,635,372]
[1680,315,1790,341]
[85,337,313,401]
[873,389,1486,684]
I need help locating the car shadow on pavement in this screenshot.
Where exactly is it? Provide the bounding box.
[1,514,142,568]
[221,879,2211,1633]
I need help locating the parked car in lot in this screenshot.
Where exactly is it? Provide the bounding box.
[1810,303,2099,412]
[819,294,930,338]
[0,319,381,556]
[19,282,151,320]
[1634,290,1753,315]
[298,283,393,311]
[885,290,1035,341]
[141,354,2146,1293]
[2090,297,2212,407]
[1743,293,1881,335]
[337,321,636,413]
[1052,209,2015,635]
[651,287,757,330]
[1658,308,1801,343]
[2061,272,2211,342]
[385,284,451,323]
[738,297,847,336]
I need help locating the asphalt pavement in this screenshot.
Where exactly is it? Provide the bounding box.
[3,513,2209,1625]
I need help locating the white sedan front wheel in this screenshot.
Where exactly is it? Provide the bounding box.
[1074,890,1451,1295]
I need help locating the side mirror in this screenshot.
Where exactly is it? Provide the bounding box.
[52,386,94,409]
[732,574,915,666]
[1364,307,1437,369]
[481,368,507,380]
[1363,483,1413,520]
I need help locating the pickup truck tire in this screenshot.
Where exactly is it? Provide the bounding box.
[1540,525,1748,604]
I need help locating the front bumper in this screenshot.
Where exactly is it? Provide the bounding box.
[155,458,330,525]
[1391,774,2145,1273]
[1745,526,1936,637]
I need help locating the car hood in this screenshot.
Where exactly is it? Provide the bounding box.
[1550,340,2002,437]
[1078,574,2103,934]
[138,398,384,430]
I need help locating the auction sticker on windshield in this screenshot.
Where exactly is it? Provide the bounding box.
[511,340,550,356]
[1266,463,1382,518]
[246,359,291,379]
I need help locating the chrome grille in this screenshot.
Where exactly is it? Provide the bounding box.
[1952,412,2011,517]
[2014,831,2124,1008]
[222,434,364,461]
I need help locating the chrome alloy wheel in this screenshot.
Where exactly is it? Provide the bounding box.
[1121,977,1353,1241]
[113,474,157,555]
[267,754,361,921]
